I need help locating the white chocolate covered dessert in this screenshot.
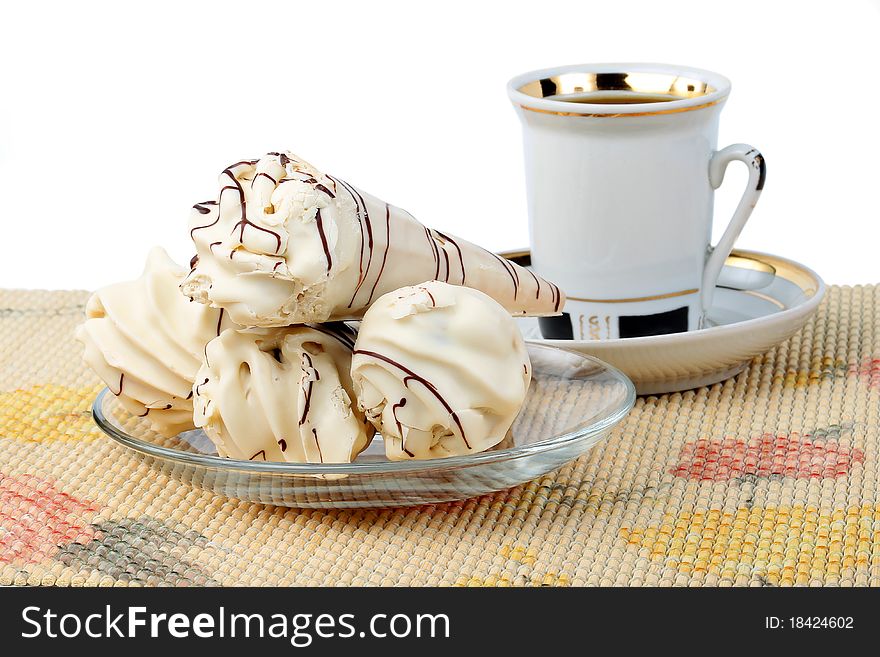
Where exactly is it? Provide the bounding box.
[350,281,532,460]
[193,323,373,463]
[77,247,235,436]
[181,151,563,327]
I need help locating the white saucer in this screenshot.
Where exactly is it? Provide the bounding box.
[507,249,825,395]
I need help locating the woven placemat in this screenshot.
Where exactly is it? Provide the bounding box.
[1,286,878,587]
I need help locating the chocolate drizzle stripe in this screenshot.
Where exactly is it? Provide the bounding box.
[209,241,221,253]
[488,251,519,299]
[190,193,226,239]
[436,231,466,284]
[268,152,292,167]
[224,166,283,254]
[334,177,373,308]
[348,193,366,298]
[525,268,542,300]
[299,352,319,426]
[546,281,560,311]
[352,349,470,449]
[305,323,357,351]
[137,408,149,417]
[332,176,365,298]
[314,208,333,273]
[420,286,436,307]
[312,428,324,463]
[315,183,335,198]
[278,439,287,452]
[441,248,450,282]
[194,377,209,397]
[249,450,267,461]
[426,228,441,281]
[336,179,365,304]
[506,258,520,294]
[192,183,240,239]
[112,373,124,397]
[365,204,392,305]
[355,181,375,288]
[251,172,277,188]
[392,397,415,457]
[216,308,225,336]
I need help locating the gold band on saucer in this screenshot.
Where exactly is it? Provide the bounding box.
[742,290,786,310]
[567,289,699,304]
[724,255,776,276]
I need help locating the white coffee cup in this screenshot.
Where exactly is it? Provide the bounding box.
[508,63,765,340]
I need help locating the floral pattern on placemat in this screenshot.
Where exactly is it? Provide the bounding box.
[0,384,103,442]
[670,427,864,482]
[1,285,879,586]
[55,517,219,586]
[619,504,880,586]
[0,472,101,564]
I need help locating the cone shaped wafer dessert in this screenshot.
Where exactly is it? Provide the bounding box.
[76,247,236,435]
[181,151,564,327]
[193,323,373,463]
[351,281,531,460]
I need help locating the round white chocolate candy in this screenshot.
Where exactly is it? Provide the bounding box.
[193,324,373,463]
[350,281,532,460]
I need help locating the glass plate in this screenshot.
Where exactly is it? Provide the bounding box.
[92,344,635,508]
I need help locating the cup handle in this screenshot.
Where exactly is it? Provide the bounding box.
[702,143,766,312]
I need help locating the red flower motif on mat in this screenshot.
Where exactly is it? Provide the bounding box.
[670,432,864,482]
[0,473,100,564]
[851,358,880,388]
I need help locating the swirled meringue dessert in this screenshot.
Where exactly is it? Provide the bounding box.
[193,323,373,463]
[181,151,563,327]
[350,281,531,460]
[76,247,235,435]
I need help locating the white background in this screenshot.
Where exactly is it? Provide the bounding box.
[2,0,878,290]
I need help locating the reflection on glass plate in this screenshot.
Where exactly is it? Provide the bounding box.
[92,344,635,508]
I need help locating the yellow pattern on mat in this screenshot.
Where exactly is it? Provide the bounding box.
[0,384,104,443]
[620,504,880,585]
[0,286,879,587]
